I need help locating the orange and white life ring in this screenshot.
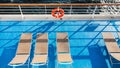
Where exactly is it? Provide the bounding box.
[51,7,64,19]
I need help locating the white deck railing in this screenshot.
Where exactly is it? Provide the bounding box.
[0,3,119,20]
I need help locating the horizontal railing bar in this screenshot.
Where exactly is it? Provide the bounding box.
[0,12,20,13]
[0,3,120,6]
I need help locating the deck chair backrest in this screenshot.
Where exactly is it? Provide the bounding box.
[17,33,32,55]
[102,32,115,40]
[102,32,120,53]
[21,33,32,40]
[57,33,70,53]
[35,33,48,55]
[57,33,68,40]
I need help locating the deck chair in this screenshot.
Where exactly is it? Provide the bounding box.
[31,33,48,66]
[102,32,120,66]
[56,33,72,68]
[8,33,32,67]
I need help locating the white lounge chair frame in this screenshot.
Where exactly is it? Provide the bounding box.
[31,33,48,67]
[8,33,32,68]
[102,32,120,67]
[56,32,73,68]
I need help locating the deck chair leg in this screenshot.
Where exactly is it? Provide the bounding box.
[46,60,48,68]
[46,63,48,68]
[27,63,29,68]
[46,62,48,68]
[13,66,16,68]
[65,64,72,68]
[110,56,114,68]
[70,64,73,68]
[56,62,58,68]
[27,58,30,68]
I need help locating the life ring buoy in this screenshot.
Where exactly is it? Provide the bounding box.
[51,7,64,19]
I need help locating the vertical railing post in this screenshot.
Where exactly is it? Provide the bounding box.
[70,5,72,15]
[45,5,47,15]
[45,5,47,19]
[92,6,97,19]
[18,5,24,20]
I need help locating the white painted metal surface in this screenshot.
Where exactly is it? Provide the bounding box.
[0,14,119,21]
